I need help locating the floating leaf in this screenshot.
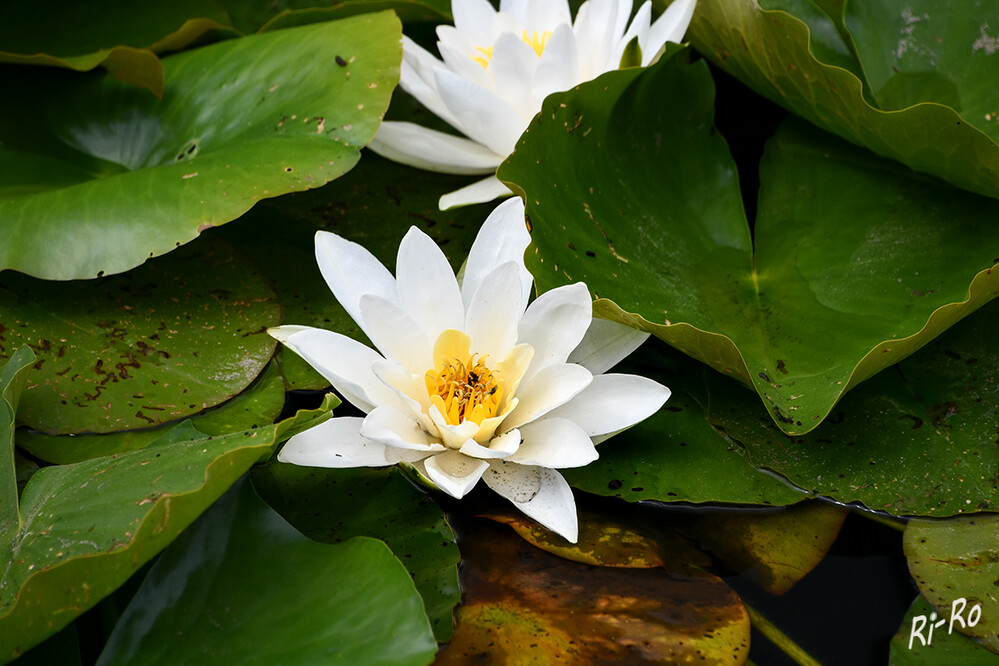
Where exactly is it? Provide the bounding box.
[889,596,999,664]
[437,517,750,665]
[0,349,35,543]
[687,0,999,199]
[0,400,331,660]
[254,0,452,33]
[904,514,999,652]
[0,13,401,280]
[716,300,999,517]
[252,464,460,642]
[96,478,436,666]
[564,343,806,507]
[16,359,286,464]
[0,239,279,435]
[500,52,999,435]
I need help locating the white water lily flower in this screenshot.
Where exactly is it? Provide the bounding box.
[269,198,670,542]
[369,0,696,210]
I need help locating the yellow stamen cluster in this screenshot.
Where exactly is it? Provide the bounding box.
[425,355,503,426]
[470,30,553,69]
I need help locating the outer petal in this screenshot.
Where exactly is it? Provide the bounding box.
[269,326,394,414]
[452,0,500,46]
[546,373,671,444]
[460,197,532,309]
[567,317,649,374]
[399,36,459,127]
[314,230,397,332]
[646,0,696,65]
[435,67,527,156]
[368,121,502,175]
[484,463,579,542]
[360,405,444,451]
[519,0,572,31]
[358,294,432,372]
[502,363,592,430]
[532,22,579,109]
[489,32,540,121]
[439,175,513,210]
[516,282,592,384]
[424,450,490,498]
[437,28,493,91]
[612,1,651,67]
[507,417,598,468]
[464,261,527,361]
[396,227,465,344]
[278,417,426,468]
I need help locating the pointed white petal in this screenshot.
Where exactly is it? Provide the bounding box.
[437,37,494,91]
[485,463,579,542]
[452,0,500,46]
[434,67,527,156]
[533,23,579,109]
[314,230,397,331]
[278,417,397,468]
[358,294,432,372]
[646,0,696,65]
[368,122,502,175]
[439,175,513,210]
[459,438,514,459]
[546,373,671,442]
[269,326,392,414]
[464,262,526,360]
[396,227,465,343]
[517,282,592,384]
[370,359,437,433]
[360,405,444,451]
[489,32,539,120]
[508,417,598,468]
[424,450,490,498]
[612,1,652,67]
[460,197,532,308]
[523,0,572,31]
[400,36,459,127]
[503,363,592,430]
[567,317,649,374]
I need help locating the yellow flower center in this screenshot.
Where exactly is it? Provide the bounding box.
[425,354,503,426]
[471,30,553,68]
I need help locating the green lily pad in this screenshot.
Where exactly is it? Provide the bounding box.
[16,359,286,464]
[0,13,401,280]
[904,514,999,652]
[216,152,495,390]
[500,52,999,435]
[889,596,999,664]
[0,396,332,660]
[251,464,460,642]
[714,299,999,517]
[1,349,35,543]
[437,516,751,665]
[0,239,280,436]
[96,478,437,666]
[255,0,452,32]
[563,343,805,506]
[686,0,999,199]
[758,0,862,76]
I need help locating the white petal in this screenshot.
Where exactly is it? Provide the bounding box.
[439,175,513,210]
[508,417,598,468]
[370,359,437,432]
[360,405,444,451]
[612,1,651,67]
[452,0,500,47]
[646,0,696,65]
[522,0,572,31]
[399,36,459,127]
[532,23,579,110]
[314,230,398,333]
[437,36,494,91]
[484,463,579,542]
[544,373,671,443]
[567,317,649,374]
[279,417,397,468]
[358,294,432,372]
[464,262,527,360]
[502,362,592,430]
[269,326,393,414]
[396,227,465,343]
[368,122,502,175]
[424,450,490,498]
[517,282,592,384]
[574,0,631,78]
[428,404,482,449]
[459,438,515,459]
[489,32,539,120]
[461,197,532,309]
[434,67,527,156]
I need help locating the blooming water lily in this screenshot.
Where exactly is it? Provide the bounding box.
[369,0,697,209]
[270,198,670,542]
